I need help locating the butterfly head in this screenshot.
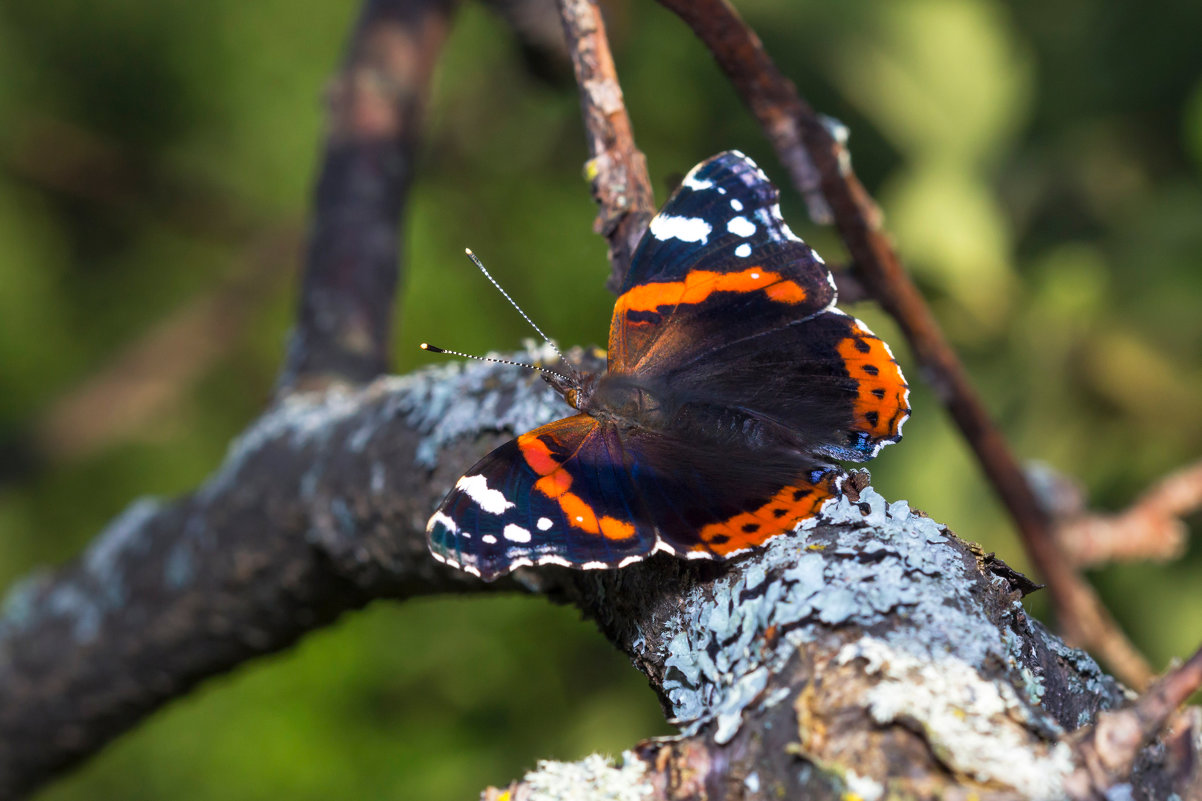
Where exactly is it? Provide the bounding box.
[544,368,596,411]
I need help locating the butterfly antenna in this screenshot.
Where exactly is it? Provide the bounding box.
[420,343,575,384]
[463,248,578,379]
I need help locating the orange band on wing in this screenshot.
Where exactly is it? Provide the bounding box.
[616,268,807,314]
[519,431,637,541]
[519,433,561,476]
[696,476,839,556]
[835,322,909,440]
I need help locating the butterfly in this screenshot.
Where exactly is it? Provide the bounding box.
[427,151,909,580]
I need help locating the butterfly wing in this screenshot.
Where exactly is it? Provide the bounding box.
[427,414,658,580]
[620,150,834,295]
[610,151,908,461]
[612,151,836,371]
[615,429,848,558]
[427,413,847,580]
[428,150,909,580]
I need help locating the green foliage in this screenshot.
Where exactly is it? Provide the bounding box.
[0,0,1199,798]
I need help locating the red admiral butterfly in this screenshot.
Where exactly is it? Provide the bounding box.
[427,151,909,580]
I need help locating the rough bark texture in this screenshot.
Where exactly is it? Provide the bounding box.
[0,348,566,798]
[557,0,655,291]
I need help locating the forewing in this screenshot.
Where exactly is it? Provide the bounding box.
[611,151,835,372]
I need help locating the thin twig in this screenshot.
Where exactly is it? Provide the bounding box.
[1056,458,1200,567]
[279,0,455,394]
[657,0,1154,689]
[1065,641,1202,799]
[555,0,655,290]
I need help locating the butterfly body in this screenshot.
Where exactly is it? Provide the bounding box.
[428,151,909,580]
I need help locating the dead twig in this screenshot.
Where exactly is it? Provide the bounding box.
[555,0,655,290]
[1056,458,1200,568]
[657,0,1154,689]
[1065,642,1202,799]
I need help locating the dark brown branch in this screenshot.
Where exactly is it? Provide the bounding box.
[556,0,655,290]
[481,0,570,81]
[1055,458,1200,568]
[278,0,455,393]
[657,0,1153,690]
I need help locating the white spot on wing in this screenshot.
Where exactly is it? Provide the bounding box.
[727,216,756,237]
[456,474,515,515]
[683,174,713,191]
[537,555,572,568]
[482,534,497,545]
[736,244,753,258]
[537,517,553,531]
[503,524,532,543]
[581,561,608,570]
[618,555,644,568]
[650,214,712,244]
[427,512,458,534]
[730,199,744,211]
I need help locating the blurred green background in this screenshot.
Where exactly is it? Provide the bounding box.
[1,0,1200,798]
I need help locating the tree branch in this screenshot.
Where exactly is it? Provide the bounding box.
[556,0,655,291]
[489,487,1195,800]
[1066,641,1202,799]
[1054,457,1201,568]
[278,0,455,393]
[0,348,578,798]
[656,0,1153,690]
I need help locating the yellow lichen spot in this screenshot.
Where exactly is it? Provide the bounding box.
[806,543,826,551]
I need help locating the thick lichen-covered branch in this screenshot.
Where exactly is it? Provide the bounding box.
[491,491,1201,800]
[0,348,569,799]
